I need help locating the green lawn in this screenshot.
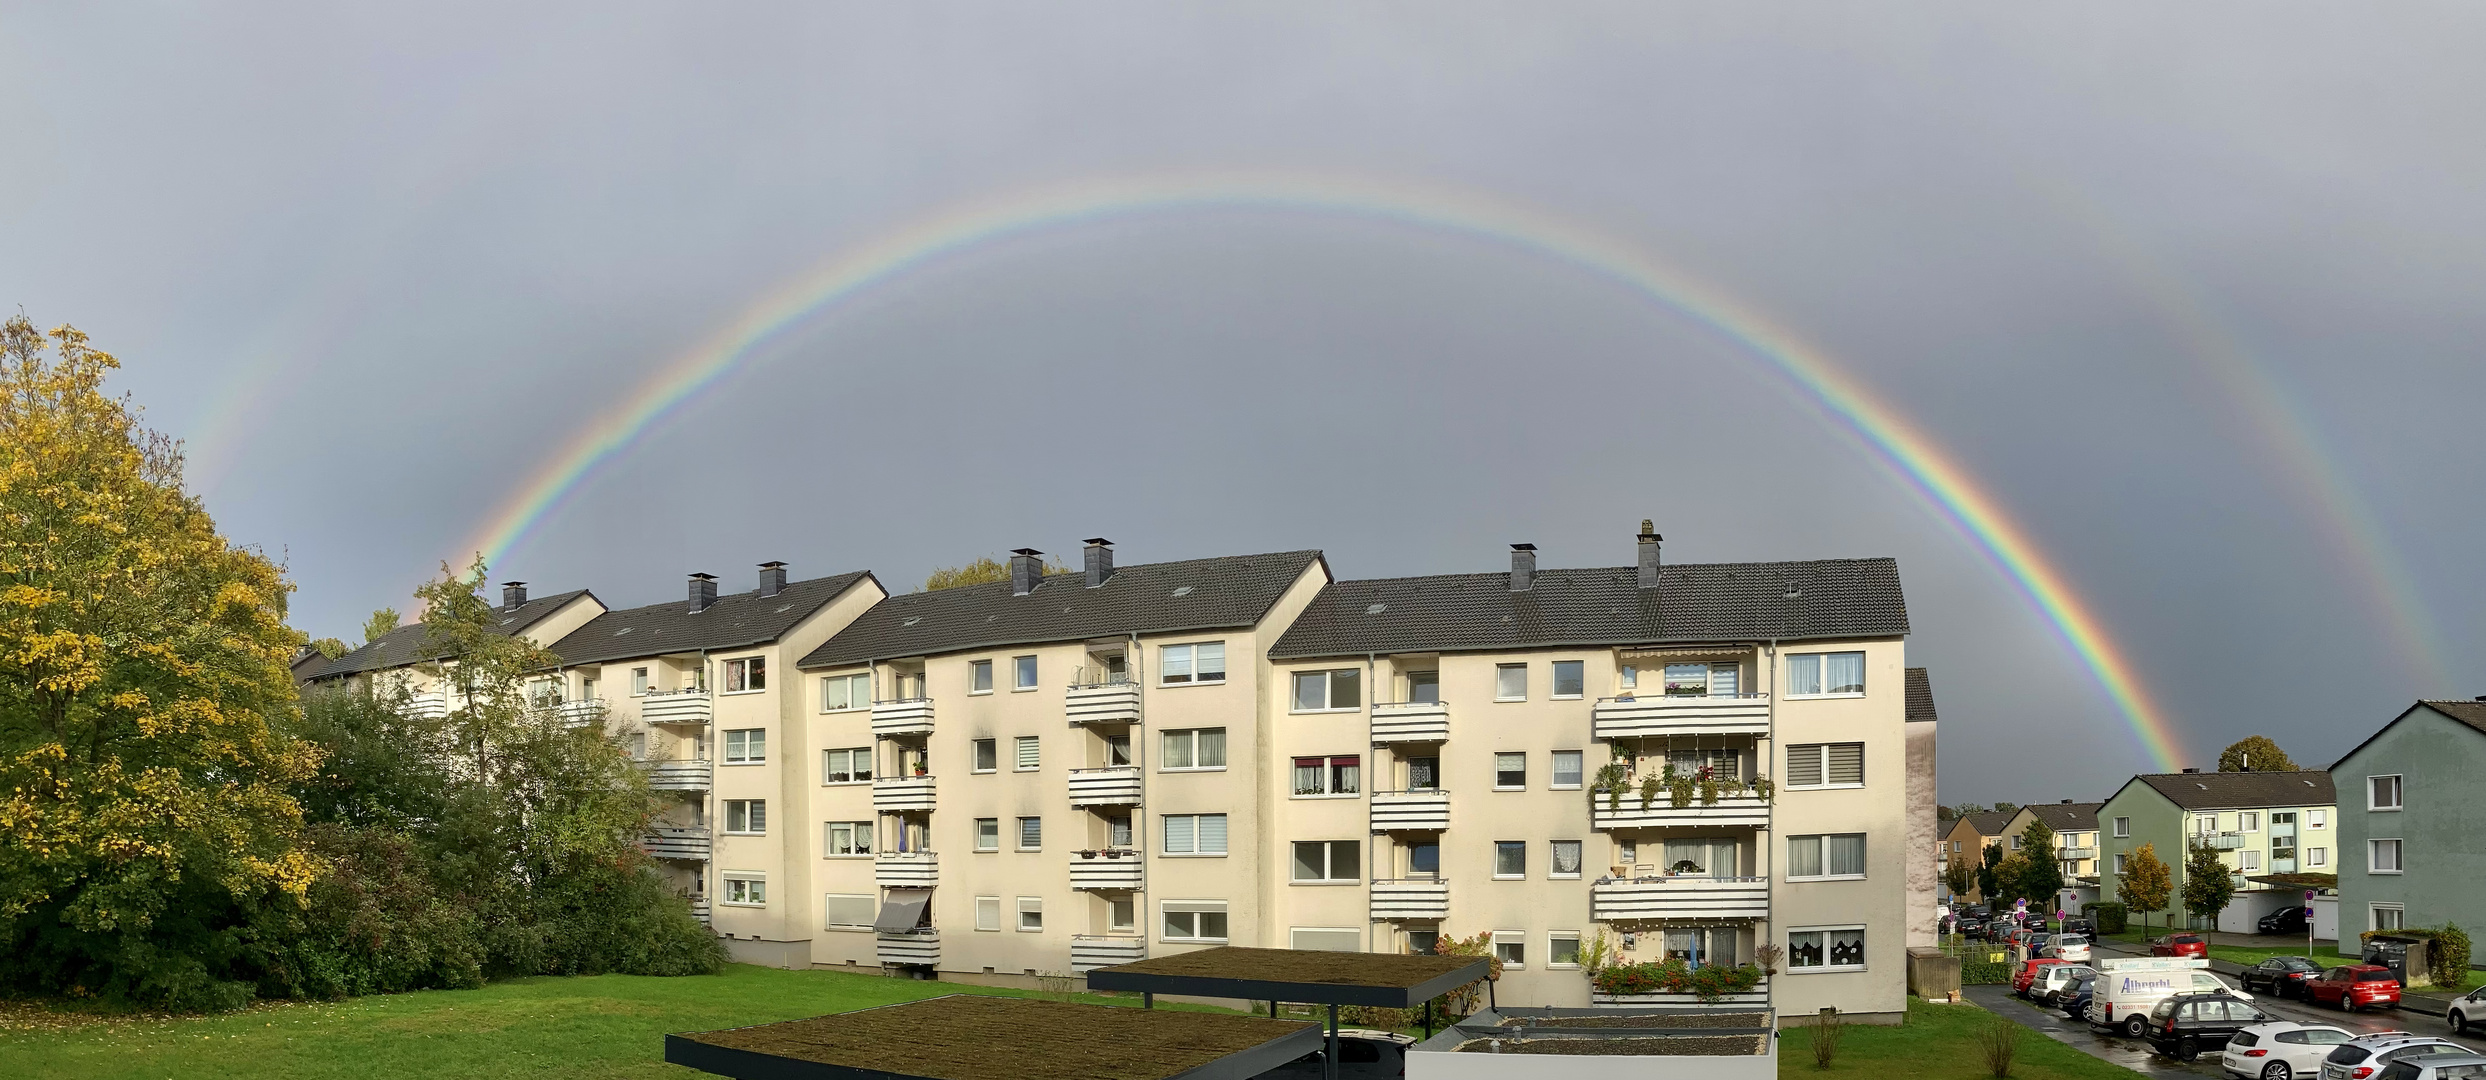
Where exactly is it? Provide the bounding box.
[1783,997,2146,1080]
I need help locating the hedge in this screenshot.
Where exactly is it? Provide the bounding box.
[2083,902,2128,935]
[1962,960,2015,985]
[2358,924,2473,987]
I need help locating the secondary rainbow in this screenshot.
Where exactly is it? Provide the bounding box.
[458,171,2192,769]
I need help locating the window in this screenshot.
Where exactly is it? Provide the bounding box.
[1110,896,1136,931]
[2372,904,2404,931]
[975,818,1000,852]
[2369,838,2402,874]
[1405,670,1440,704]
[1406,929,1440,956]
[1493,931,1526,969]
[2309,847,2328,867]
[1662,662,1741,697]
[2370,775,2403,811]
[1106,734,1132,766]
[1551,840,1583,878]
[2009,836,2022,851]
[1291,840,1362,883]
[1786,651,1865,696]
[824,821,873,856]
[1407,756,1439,790]
[823,893,875,929]
[2309,809,2327,829]
[1108,815,1133,847]
[1162,900,1229,942]
[1788,834,1867,879]
[820,673,869,711]
[1292,755,1362,796]
[1784,742,1863,788]
[1163,814,1229,855]
[1494,752,1527,790]
[722,876,767,906]
[629,732,646,759]
[1291,669,1361,711]
[970,659,993,694]
[1159,642,1226,685]
[975,896,1001,932]
[2240,812,2260,832]
[724,800,767,834]
[1494,841,1526,879]
[1289,928,1360,952]
[722,657,765,693]
[1549,932,1582,968]
[2238,850,2261,872]
[1551,661,1585,699]
[1495,664,1527,701]
[1013,655,1038,691]
[1408,841,1440,876]
[723,728,766,764]
[1551,750,1584,789]
[822,747,872,783]
[1619,664,1637,689]
[1788,926,1865,971]
[2114,816,2130,838]
[2113,853,2128,874]
[631,667,651,696]
[973,739,997,773]
[1161,728,1227,770]
[1015,736,1041,771]
[1017,897,1043,932]
[1017,817,1042,851]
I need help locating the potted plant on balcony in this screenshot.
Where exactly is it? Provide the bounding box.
[1750,774,1775,804]
[911,762,927,777]
[1591,762,1632,813]
[1638,772,1665,810]
[1076,849,1100,859]
[1667,766,1697,809]
[1102,848,1124,859]
[1696,764,1720,806]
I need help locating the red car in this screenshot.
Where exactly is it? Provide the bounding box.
[2012,958,2065,996]
[2303,964,2402,1011]
[2150,933,2210,959]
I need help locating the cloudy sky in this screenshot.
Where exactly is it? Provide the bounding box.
[6,3,2481,801]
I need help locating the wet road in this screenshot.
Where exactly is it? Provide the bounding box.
[1964,982,2483,1079]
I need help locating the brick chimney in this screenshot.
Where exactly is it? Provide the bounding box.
[1083,538,1114,588]
[1509,543,1536,592]
[688,572,717,613]
[1637,520,1663,590]
[759,561,787,597]
[1009,549,1043,597]
[501,581,528,611]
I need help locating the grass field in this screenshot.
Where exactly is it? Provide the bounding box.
[1782,997,2146,1080]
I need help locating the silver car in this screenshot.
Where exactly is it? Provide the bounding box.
[2372,1053,2486,1080]
[2321,1036,2472,1080]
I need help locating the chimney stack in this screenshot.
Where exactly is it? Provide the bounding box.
[2181,767,2200,773]
[1009,549,1043,597]
[1083,538,1115,588]
[501,581,528,611]
[1637,520,1663,590]
[688,572,717,613]
[759,561,787,597]
[1509,543,1537,592]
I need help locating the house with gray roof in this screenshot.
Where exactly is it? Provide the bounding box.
[307,583,604,688]
[2098,769,2336,934]
[2330,699,2486,957]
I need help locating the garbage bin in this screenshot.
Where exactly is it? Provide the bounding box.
[2362,940,2408,987]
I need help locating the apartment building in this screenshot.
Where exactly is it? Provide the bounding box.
[788,543,1330,981]
[305,582,607,710]
[1998,800,2104,909]
[538,564,886,959]
[2330,700,2486,951]
[1941,810,2014,904]
[1259,530,1923,1020]
[2097,770,2336,934]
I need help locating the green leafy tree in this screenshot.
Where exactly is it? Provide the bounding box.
[2217,735,2298,773]
[1976,842,2004,902]
[1993,850,2036,906]
[1990,801,2021,817]
[361,608,401,647]
[1943,859,1974,900]
[2015,820,2065,911]
[0,316,321,1010]
[2183,840,2237,930]
[311,637,350,659]
[920,552,1075,592]
[2120,842,2173,936]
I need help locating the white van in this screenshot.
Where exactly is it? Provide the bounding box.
[2087,957,2252,1038]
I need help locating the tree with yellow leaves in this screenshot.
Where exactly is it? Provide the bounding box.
[0,315,321,1010]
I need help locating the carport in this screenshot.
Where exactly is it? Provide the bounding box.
[665,994,1320,1080]
[1086,947,1493,1080]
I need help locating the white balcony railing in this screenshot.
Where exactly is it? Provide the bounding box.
[873,775,937,813]
[1068,767,1144,808]
[688,895,711,925]
[1591,693,1771,740]
[1590,791,1771,830]
[641,690,713,726]
[1065,683,1142,726]
[1070,853,1144,891]
[2058,846,2098,861]
[647,759,712,792]
[1071,935,1148,972]
[1369,701,1450,745]
[403,692,449,721]
[1591,875,1770,922]
[2194,833,2245,851]
[641,826,712,861]
[1370,789,1450,833]
[877,930,939,967]
[875,851,938,889]
[555,698,607,727]
[1370,879,1450,921]
[870,698,935,738]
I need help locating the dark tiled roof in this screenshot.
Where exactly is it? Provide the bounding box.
[799,552,1324,669]
[1905,667,1937,723]
[2027,801,2103,833]
[1265,558,1906,658]
[2420,699,2486,737]
[550,572,876,666]
[1951,810,2016,839]
[290,647,334,685]
[310,589,594,679]
[2134,770,2334,811]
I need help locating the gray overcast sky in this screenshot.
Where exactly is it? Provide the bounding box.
[5,3,2481,803]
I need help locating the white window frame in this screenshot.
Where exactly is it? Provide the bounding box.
[2308,809,2327,829]
[2309,846,2328,868]
[1158,642,1227,687]
[1786,833,1867,881]
[2239,811,2260,832]
[1290,668,1363,713]
[721,874,767,907]
[972,738,998,774]
[1290,754,1363,798]
[819,672,870,712]
[1493,752,1527,791]
[2368,838,2403,875]
[2238,849,2260,872]
[721,656,766,695]
[2371,903,2405,932]
[631,666,651,696]
[1017,896,1043,932]
[1786,925,1867,973]
[975,895,1001,932]
[1015,735,1041,772]
[724,799,767,835]
[2113,816,2131,838]
[974,817,1000,852]
[823,820,874,857]
[1291,840,1363,885]
[1159,728,1228,771]
[2113,853,2128,875]
[1492,930,1527,970]
[969,659,994,695]
[1110,895,1137,932]
[1550,839,1584,879]
[722,728,766,765]
[1162,813,1229,856]
[1162,900,1230,943]
[1017,816,1042,852]
[1494,663,1527,702]
[1494,840,1526,880]
[1619,664,1637,690]
[2369,775,2403,812]
[821,746,872,784]
[1550,660,1585,700]
[1550,750,1584,790]
[1784,742,1864,790]
[1549,931,1583,969]
[823,892,875,930]
[1013,655,1039,692]
[1784,651,1866,698]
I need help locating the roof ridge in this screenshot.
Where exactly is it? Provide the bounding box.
[1322,556,1898,589]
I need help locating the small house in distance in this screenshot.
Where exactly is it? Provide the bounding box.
[2329,699,2486,954]
[2097,769,2336,933]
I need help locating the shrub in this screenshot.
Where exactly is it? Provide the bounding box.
[1812,1006,1844,1068]
[2083,902,2128,935]
[1590,960,1764,1002]
[1960,957,2014,985]
[1975,1010,2023,1077]
[1341,1004,1411,1029]
[2434,924,2472,986]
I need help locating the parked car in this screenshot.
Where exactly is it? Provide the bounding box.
[2042,934,2094,963]
[2448,984,2486,1036]
[1258,1029,1414,1079]
[2148,992,2274,1060]
[2090,963,2252,1038]
[2243,957,2325,999]
[2261,906,2311,935]
[2305,966,2403,1012]
[2153,933,2212,959]
[2063,918,2098,938]
[2015,957,2067,996]
[2371,1053,2486,1080]
[2221,1021,2357,1080]
[2320,1034,2471,1080]
[2063,973,2098,1018]
[2035,964,2095,1006]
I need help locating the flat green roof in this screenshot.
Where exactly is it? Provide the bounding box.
[665,995,1320,1080]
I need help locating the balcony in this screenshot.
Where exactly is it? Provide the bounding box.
[1068,767,1144,808]
[1370,789,1451,833]
[556,698,607,727]
[2058,846,2098,861]
[2194,832,2245,851]
[688,895,711,925]
[1071,936,1148,972]
[1369,701,1450,745]
[641,826,712,861]
[1591,694,1770,740]
[1070,852,1144,891]
[1590,791,1771,830]
[1590,876,1770,922]
[877,930,939,967]
[648,759,712,792]
[871,698,935,738]
[403,692,449,721]
[875,851,938,889]
[642,690,713,726]
[873,775,937,813]
[1595,977,1771,1008]
[1065,683,1142,726]
[1370,879,1450,921]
